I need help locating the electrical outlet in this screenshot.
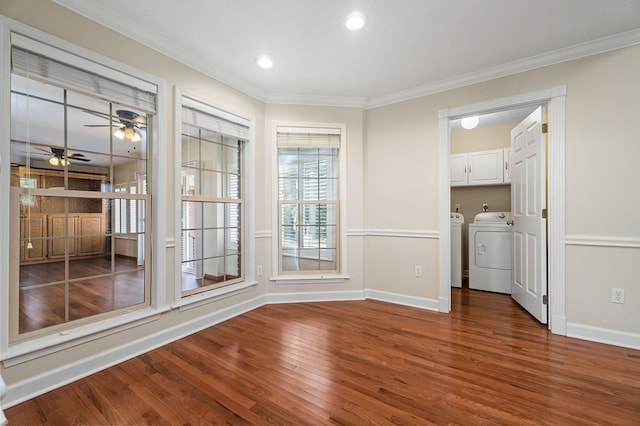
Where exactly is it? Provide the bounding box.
[611,288,625,304]
[414,265,422,277]
[482,203,489,211]
[257,265,263,277]
[455,203,460,212]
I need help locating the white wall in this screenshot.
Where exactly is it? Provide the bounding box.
[365,44,640,345]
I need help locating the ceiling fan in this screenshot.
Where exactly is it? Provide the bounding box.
[36,146,90,166]
[84,109,146,142]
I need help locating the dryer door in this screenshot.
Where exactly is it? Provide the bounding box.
[474,230,512,270]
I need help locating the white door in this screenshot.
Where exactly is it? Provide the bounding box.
[510,106,547,324]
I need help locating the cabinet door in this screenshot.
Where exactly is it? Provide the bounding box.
[468,149,504,185]
[77,214,105,256]
[503,148,512,183]
[20,214,47,262]
[450,154,468,186]
[48,214,76,259]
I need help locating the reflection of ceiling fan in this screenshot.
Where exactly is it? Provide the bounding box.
[36,146,90,166]
[84,109,146,142]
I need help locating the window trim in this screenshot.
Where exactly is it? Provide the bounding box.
[0,16,167,362]
[172,86,256,308]
[271,121,348,284]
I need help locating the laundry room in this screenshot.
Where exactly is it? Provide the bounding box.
[450,113,522,291]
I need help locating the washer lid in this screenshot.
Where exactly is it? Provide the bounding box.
[450,212,465,223]
[473,212,512,223]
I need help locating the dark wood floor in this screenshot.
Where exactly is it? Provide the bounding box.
[5,288,640,425]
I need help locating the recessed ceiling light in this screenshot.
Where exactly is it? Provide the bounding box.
[345,11,367,31]
[255,55,273,69]
[461,116,479,130]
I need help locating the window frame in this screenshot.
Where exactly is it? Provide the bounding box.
[173,87,256,308]
[271,122,348,284]
[0,17,167,363]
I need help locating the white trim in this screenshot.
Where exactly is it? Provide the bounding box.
[265,290,365,304]
[567,323,640,351]
[173,86,256,304]
[438,86,567,334]
[1,307,169,366]
[271,275,350,285]
[255,230,272,239]
[0,15,168,360]
[271,121,348,280]
[171,281,258,311]
[1,295,266,408]
[367,29,640,109]
[565,235,640,248]
[264,93,367,108]
[364,229,439,239]
[53,2,640,109]
[366,290,440,312]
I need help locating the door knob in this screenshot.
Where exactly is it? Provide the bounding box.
[506,220,514,226]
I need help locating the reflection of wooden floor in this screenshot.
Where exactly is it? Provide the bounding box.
[19,256,145,334]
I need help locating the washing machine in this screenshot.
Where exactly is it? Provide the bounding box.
[468,212,512,294]
[450,212,464,288]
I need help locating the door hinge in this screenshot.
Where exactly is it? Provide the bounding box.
[542,208,547,219]
[543,295,548,305]
[541,123,548,133]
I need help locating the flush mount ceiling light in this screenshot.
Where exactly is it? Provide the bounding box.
[255,55,273,69]
[461,116,480,130]
[345,11,367,31]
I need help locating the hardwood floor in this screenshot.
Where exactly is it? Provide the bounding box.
[5,289,640,425]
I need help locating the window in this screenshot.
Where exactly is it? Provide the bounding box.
[275,125,344,277]
[6,32,157,343]
[179,96,248,297]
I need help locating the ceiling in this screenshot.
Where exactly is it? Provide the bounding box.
[52,0,640,109]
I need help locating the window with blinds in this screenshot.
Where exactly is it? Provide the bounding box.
[277,127,341,275]
[179,96,248,296]
[7,30,157,342]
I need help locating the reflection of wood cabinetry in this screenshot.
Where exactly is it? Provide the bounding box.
[20,213,106,264]
[20,214,47,262]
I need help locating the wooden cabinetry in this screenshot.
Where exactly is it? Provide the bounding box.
[19,214,47,263]
[14,165,108,264]
[450,149,506,186]
[20,213,106,264]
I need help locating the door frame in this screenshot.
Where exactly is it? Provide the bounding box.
[438,86,567,335]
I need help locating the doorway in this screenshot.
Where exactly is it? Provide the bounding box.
[438,86,567,335]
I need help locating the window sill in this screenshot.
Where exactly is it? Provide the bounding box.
[172,280,258,312]
[2,306,170,367]
[271,274,350,285]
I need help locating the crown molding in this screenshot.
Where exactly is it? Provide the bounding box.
[52,0,268,102]
[365,28,640,109]
[263,93,367,108]
[52,1,640,109]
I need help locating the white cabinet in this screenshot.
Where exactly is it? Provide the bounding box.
[450,149,505,186]
[503,147,512,183]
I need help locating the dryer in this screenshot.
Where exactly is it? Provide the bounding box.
[450,212,464,288]
[468,212,512,294]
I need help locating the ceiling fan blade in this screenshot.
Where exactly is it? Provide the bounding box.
[69,157,91,162]
[35,146,53,153]
[84,124,111,128]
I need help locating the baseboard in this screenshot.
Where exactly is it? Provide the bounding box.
[265,289,366,304]
[566,322,640,350]
[2,295,266,408]
[366,289,440,312]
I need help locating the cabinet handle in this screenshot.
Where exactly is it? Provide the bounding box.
[505,161,508,170]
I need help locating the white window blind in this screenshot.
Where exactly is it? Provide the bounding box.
[182,97,249,140]
[11,33,157,113]
[276,126,341,149]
